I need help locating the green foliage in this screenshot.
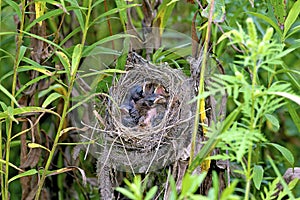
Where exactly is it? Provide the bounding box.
[0,0,299,199]
[115,175,158,200]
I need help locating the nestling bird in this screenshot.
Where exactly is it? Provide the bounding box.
[120,104,138,127]
[119,83,169,128]
[154,84,169,97]
[129,85,144,102]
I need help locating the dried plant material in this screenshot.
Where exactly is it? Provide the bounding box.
[96,54,195,177]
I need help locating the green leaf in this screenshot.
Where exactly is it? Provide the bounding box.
[265,114,280,131]
[268,143,294,166]
[283,0,300,38]
[22,31,69,56]
[8,169,38,183]
[269,0,287,29]
[288,177,299,190]
[0,84,20,107]
[0,107,61,120]
[253,165,264,190]
[220,180,239,200]
[168,174,178,200]
[115,0,128,30]
[286,102,300,132]
[90,4,138,28]
[82,34,136,57]
[267,92,300,106]
[201,0,226,23]
[248,12,282,36]
[42,93,63,108]
[144,186,158,200]
[15,74,50,97]
[71,44,83,77]
[181,173,207,195]
[154,0,177,35]
[3,0,22,20]
[115,187,136,199]
[25,9,65,31]
[21,66,53,76]
[267,156,295,199]
[188,104,243,172]
[0,158,24,172]
[18,46,27,66]
[28,142,51,152]
[55,51,71,79]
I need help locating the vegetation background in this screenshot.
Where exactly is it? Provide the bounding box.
[0,0,300,199]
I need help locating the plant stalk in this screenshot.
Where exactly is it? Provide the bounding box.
[34,0,93,199]
[244,54,258,200]
[4,0,26,199]
[189,0,214,166]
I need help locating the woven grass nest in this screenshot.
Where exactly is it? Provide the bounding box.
[103,60,195,173]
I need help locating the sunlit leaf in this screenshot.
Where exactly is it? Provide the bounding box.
[0,106,61,120]
[283,0,300,38]
[71,44,83,77]
[28,143,51,152]
[55,51,71,79]
[0,158,24,172]
[267,92,300,106]
[35,1,46,26]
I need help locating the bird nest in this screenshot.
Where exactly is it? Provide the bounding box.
[102,60,195,173]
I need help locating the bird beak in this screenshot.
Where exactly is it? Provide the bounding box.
[153,95,166,104]
[154,85,169,97]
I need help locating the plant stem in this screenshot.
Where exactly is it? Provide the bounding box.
[189,0,214,166]
[244,56,258,200]
[4,0,25,199]
[34,1,93,199]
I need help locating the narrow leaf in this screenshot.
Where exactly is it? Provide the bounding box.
[0,84,20,107]
[268,143,294,166]
[42,93,63,108]
[71,44,83,77]
[0,158,24,172]
[21,66,53,76]
[144,186,158,200]
[28,142,51,152]
[248,12,282,36]
[267,92,300,106]
[115,187,136,199]
[8,169,38,183]
[283,0,300,38]
[82,34,136,57]
[16,74,49,97]
[0,107,61,120]
[3,0,22,20]
[18,46,27,66]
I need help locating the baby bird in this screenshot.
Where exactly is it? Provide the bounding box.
[154,84,169,97]
[120,104,137,127]
[129,85,144,102]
